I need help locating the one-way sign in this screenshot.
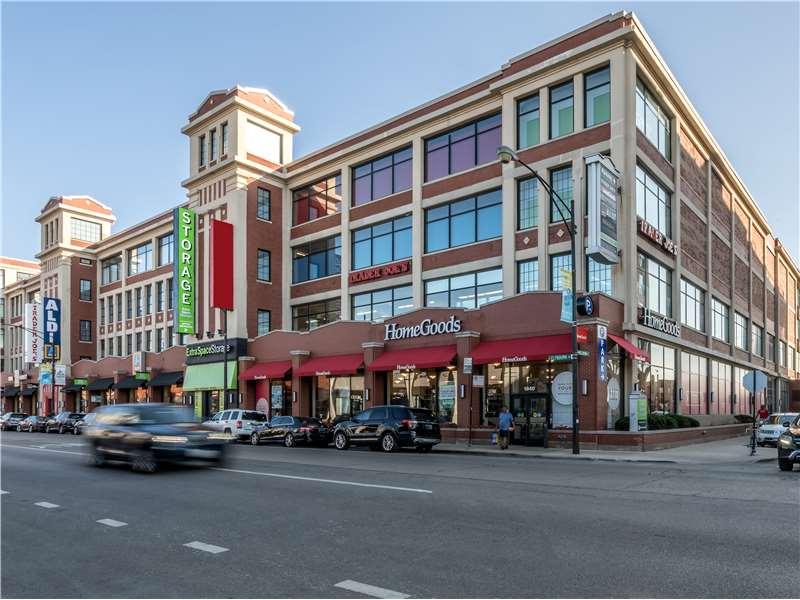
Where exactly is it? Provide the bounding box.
[742,370,767,393]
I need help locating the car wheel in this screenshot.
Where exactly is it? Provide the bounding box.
[380,432,398,453]
[334,431,349,450]
[92,446,106,468]
[250,432,260,445]
[16,425,22,432]
[778,459,794,472]
[284,433,295,448]
[132,450,157,474]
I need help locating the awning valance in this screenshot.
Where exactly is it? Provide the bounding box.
[295,354,363,377]
[62,384,84,393]
[182,361,238,392]
[87,378,114,392]
[608,333,650,363]
[3,386,20,398]
[469,334,572,365]
[114,376,146,390]
[147,371,184,387]
[241,361,292,381]
[20,387,38,397]
[368,345,457,372]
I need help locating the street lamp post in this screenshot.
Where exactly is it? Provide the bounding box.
[497,145,581,454]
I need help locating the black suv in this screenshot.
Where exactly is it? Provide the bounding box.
[332,405,440,452]
[777,413,800,472]
[45,412,85,434]
[250,416,329,447]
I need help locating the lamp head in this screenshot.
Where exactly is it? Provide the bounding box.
[497,145,517,165]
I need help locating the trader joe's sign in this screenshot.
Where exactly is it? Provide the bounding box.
[174,207,197,334]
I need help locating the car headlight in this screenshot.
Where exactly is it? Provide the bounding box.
[151,435,188,444]
[778,435,794,447]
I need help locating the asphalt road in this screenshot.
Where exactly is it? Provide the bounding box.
[1,431,798,599]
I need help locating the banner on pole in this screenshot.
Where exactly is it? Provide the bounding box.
[23,302,43,364]
[174,207,197,334]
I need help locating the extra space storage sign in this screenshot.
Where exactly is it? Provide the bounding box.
[43,297,61,357]
[174,206,197,334]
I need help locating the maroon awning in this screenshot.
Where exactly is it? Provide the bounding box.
[608,333,650,363]
[368,345,457,372]
[469,334,572,365]
[295,354,364,377]
[240,361,292,381]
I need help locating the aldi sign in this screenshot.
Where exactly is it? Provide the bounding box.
[174,207,197,334]
[43,297,61,347]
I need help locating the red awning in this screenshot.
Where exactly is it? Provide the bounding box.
[240,361,292,381]
[295,354,364,377]
[368,345,457,372]
[469,334,572,365]
[608,333,650,363]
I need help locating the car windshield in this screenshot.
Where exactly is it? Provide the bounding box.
[69,413,84,419]
[408,408,434,420]
[766,415,784,424]
[11,413,26,418]
[139,406,197,424]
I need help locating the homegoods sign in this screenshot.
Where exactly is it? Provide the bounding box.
[639,307,681,337]
[174,206,197,334]
[384,315,462,341]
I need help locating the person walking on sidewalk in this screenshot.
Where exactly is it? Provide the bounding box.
[757,404,769,421]
[497,406,515,450]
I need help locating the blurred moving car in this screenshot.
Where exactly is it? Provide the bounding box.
[1,412,29,431]
[202,409,267,440]
[86,403,228,472]
[45,412,86,434]
[757,413,799,447]
[72,412,97,435]
[777,414,800,472]
[250,416,329,447]
[19,415,52,432]
[332,405,441,452]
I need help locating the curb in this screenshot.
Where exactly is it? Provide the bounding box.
[432,447,677,464]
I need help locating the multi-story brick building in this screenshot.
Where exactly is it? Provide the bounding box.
[2,12,799,443]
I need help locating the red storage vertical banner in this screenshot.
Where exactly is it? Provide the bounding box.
[210,219,234,310]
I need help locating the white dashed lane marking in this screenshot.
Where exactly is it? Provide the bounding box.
[97,519,127,527]
[0,490,8,495]
[183,541,229,554]
[34,502,59,509]
[335,580,410,599]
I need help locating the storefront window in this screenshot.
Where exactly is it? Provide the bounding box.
[637,340,676,413]
[314,375,364,422]
[389,368,457,423]
[680,352,707,415]
[710,360,731,415]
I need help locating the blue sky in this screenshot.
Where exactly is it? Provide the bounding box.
[2,1,798,263]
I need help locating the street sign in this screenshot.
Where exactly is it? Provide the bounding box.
[576,350,589,357]
[463,357,473,375]
[560,290,573,324]
[576,295,594,316]
[597,325,608,382]
[742,370,767,393]
[54,364,66,386]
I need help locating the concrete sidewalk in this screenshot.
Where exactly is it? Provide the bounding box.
[434,435,778,464]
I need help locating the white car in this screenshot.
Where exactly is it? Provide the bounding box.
[202,409,268,440]
[757,413,799,447]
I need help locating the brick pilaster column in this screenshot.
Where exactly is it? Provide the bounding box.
[289,350,310,417]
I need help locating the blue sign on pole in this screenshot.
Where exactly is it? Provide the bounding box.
[597,325,608,383]
[560,290,573,324]
[43,297,61,346]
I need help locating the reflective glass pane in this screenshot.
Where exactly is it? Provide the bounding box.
[451,137,476,173]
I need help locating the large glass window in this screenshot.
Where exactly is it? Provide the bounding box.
[156,281,164,312]
[517,94,540,149]
[125,290,132,319]
[734,313,748,350]
[680,278,705,331]
[144,285,152,315]
[127,242,153,275]
[70,218,102,243]
[635,78,671,160]
[767,333,775,362]
[390,369,457,424]
[352,285,413,322]
[116,293,122,322]
[352,215,412,270]
[549,80,574,139]
[637,340,676,413]
[135,288,143,317]
[292,174,342,225]
[635,165,671,236]
[637,253,672,317]
[425,189,502,253]
[158,233,174,266]
[221,122,229,155]
[257,249,271,282]
[751,324,763,356]
[424,268,503,309]
[257,188,271,220]
[353,147,412,206]
[292,298,341,331]
[587,257,613,295]
[79,320,92,342]
[517,259,539,293]
[198,134,206,166]
[550,253,573,292]
[424,113,501,181]
[584,66,610,127]
[292,235,341,283]
[257,310,271,336]
[711,298,730,342]
[517,177,538,230]
[680,352,707,415]
[315,375,365,422]
[101,256,121,285]
[550,166,573,224]
[209,128,218,161]
[79,279,92,302]
[710,360,732,415]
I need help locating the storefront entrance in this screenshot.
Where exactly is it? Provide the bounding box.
[510,393,549,447]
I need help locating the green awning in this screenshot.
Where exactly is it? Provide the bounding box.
[182,361,238,392]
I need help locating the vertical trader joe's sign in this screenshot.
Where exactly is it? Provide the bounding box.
[174,207,197,334]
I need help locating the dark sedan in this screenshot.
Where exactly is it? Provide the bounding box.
[45,412,85,434]
[332,405,441,452]
[19,415,52,432]
[250,416,329,447]
[1,412,28,431]
[85,403,228,472]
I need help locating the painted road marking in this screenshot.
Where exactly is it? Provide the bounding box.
[183,541,229,554]
[34,502,59,509]
[212,467,433,494]
[2,444,85,456]
[97,519,127,528]
[335,580,410,599]
[0,490,8,495]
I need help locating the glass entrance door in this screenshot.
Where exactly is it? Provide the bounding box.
[510,393,549,447]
